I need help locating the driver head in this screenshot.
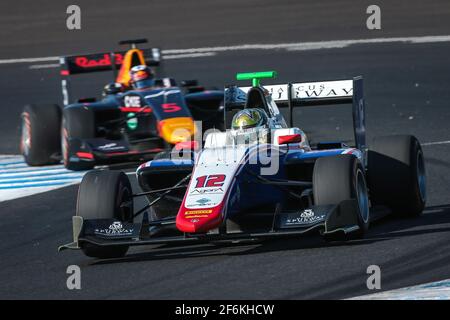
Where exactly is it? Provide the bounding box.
[129,65,155,90]
[230,108,270,145]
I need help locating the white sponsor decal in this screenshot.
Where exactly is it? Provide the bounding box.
[94,221,133,237]
[293,80,353,99]
[237,80,353,102]
[286,209,326,225]
[124,95,141,107]
[300,209,315,218]
[97,143,124,151]
[189,188,224,195]
[185,197,219,208]
[144,89,180,99]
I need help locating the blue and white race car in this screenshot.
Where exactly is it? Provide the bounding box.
[60,71,426,259]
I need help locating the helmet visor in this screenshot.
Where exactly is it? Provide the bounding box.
[134,79,155,89]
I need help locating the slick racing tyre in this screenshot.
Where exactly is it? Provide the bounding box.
[313,154,370,241]
[368,135,426,217]
[77,170,134,259]
[62,107,95,171]
[20,104,61,166]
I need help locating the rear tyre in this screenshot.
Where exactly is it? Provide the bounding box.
[20,104,61,165]
[368,135,426,217]
[313,154,370,241]
[62,107,95,171]
[76,170,134,259]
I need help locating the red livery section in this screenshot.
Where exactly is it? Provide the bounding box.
[176,204,225,233]
[74,53,124,69]
[176,172,229,233]
[76,152,94,159]
[194,174,226,188]
[278,133,302,145]
[175,141,199,151]
[119,106,152,113]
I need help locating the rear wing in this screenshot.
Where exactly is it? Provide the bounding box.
[224,74,366,152]
[60,48,161,75]
[59,40,162,105]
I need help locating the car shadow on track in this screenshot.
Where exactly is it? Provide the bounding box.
[89,204,450,266]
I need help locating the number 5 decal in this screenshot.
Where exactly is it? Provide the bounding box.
[195,174,226,188]
[162,103,182,113]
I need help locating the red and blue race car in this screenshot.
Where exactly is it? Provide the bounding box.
[60,71,426,259]
[20,39,224,170]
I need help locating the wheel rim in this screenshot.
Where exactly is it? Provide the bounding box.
[356,169,370,223]
[21,114,31,156]
[416,149,426,202]
[116,182,133,222]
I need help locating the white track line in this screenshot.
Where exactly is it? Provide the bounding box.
[1,34,450,66]
[163,52,216,59]
[0,155,86,202]
[0,56,59,64]
[162,35,450,54]
[349,279,450,300]
[0,155,138,202]
[421,140,450,146]
[29,63,60,69]
[28,53,217,69]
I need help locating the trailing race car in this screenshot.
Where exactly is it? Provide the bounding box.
[20,39,224,170]
[59,71,426,259]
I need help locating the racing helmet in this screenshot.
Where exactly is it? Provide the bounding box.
[102,82,124,97]
[130,65,155,89]
[231,108,268,131]
[230,108,270,145]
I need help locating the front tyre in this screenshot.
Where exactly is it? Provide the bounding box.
[368,135,426,217]
[76,170,134,259]
[313,154,370,241]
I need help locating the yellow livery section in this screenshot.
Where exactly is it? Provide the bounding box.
[158,117,197,144]
[115,48,147,87]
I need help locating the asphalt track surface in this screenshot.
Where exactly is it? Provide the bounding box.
[1,0,450,299]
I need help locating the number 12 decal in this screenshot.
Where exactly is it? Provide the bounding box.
[195,174,226,188]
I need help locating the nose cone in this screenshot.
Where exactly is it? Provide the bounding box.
[176,206,223,233]
[158,117,197,144]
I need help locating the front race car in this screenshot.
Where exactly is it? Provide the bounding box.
[59,71,425,259]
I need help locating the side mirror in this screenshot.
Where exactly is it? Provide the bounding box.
[278,134,302,145]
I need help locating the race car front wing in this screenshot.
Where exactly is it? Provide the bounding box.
[58,199,361,252]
